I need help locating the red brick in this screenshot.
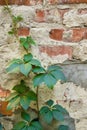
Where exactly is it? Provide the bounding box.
[35,9,45,22]
[30,0,42,5]
[0,0,30,5]
[58,9,70,18]
[49,0,87,4]
[72,28,87,42]
[49,29,64,41]
[18,27,30,36]
[39,45,73,59]
[0,101,12,116]
[0,86,10,98]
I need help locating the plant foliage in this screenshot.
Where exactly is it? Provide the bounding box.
[7,80,37,110]
[4,3,69,130]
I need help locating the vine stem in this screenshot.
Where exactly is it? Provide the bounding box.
[4,0,19,40]
[36,86,40,120]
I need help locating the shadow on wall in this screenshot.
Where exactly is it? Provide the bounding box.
[62,63,87,89]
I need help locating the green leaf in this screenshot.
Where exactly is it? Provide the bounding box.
[26,91,37,101]
[20,36,36,50]
[53,104,68,114]
[58,125,69,130]
[20,63,32,76]
[6,92,19,101]
[0,123,3,130]
[23,53,33,63]
[51,70,66,82]
[53,110,64,121]
[31,121,43,130]
[42,110,53,124]
[44,74,56,89]
[40,106,49,115]
[48,65,62,71]
[20,37,30,50]
[21,111,30,122]
[6,62,20,73]
[13,81,29,94]
[23,53,32,62]
[20,96,30,110]
[46,100,54,106]
[30,59,41,67]
[13,15,23,23]
[40,106,53,124]
[27,126,35,130]
[27,36,36,45]
[8,30,14,35]
[13,121,26,130]
[6,59,23,73]
[33,74,45,87]
[32,67,45,73]
[7,96,20,110]
[16,16,23,22]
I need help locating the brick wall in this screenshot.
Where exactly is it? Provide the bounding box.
[0,0,87,130]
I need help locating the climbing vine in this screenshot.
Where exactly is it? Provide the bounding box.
[1,1,69,130]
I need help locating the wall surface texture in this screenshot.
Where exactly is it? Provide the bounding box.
[0,0,87,130]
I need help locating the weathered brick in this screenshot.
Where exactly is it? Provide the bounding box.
[58,9,70,18]
[30,0,42,5]
[0,101,12,116]
[49,29,64,41]
[49,0,87,4]
[72,28,87,42]
[18,27,30,36]
[39,45,73,59]
[0,0,30,5]
[49,28,87,42]
[35,9,45,22]
[0,86,10,98]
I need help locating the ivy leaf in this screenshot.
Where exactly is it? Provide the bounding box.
[33,65,66,88]
[47,65,66,82]
[32,67,45,73]
[16,15,23,22]
[30,121,43,130]
[47,65,62,71]
[40,106,53,124]
[27,36,36,45]
[30,59,41,67]
[52,110,64,121]
[13,15,23,23]
[6,59,23,73]
[6,92,19,101]
[40,106,49,115]
[20,63,32,76]
[6,62,20,73]
[20,36,35,50]
[26,91,37,101]
[7,96,20,110]
[44,74,57,89]
[42,110,53,124]
[0,123,3,130]
[13,84,28,94]
[21,111,30,122]
[20,37,30,50]
[13,121,26,130]
[23,53,33,63]
[58,125,69,130]
[53,104,68,114]
[51,69,66,82]
[33,74,45,87]
[46,100,54,106]
[20,96,30,110]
